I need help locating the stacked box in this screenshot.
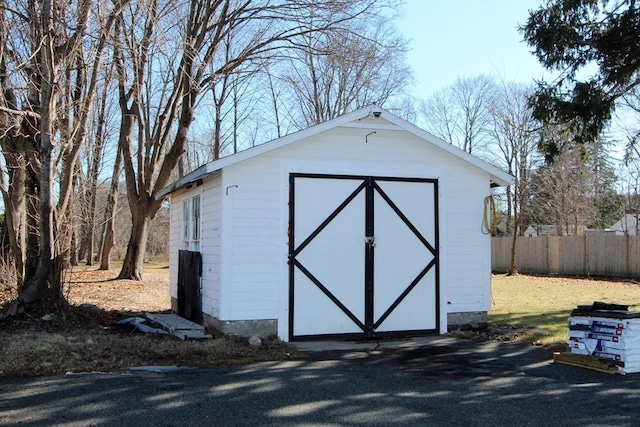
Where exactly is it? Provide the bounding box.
[567,302,640,374]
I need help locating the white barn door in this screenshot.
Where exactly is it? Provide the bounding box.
[288,173,439,340]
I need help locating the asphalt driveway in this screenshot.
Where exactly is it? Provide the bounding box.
[2,336,639,426]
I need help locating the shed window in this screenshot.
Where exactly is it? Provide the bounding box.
[182,195,201,251]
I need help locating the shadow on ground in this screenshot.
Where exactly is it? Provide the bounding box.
[2,337,639,426]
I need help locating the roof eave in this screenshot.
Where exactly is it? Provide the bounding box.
[380,112,515,187]
[155,107,378,199]
[158,105,516,197]
[155,163,214,200]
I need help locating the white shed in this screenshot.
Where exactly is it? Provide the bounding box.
[158,106,513,341]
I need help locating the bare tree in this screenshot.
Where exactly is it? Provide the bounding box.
[77,64,117,265]
[264,60,286,139]
[421,75,496,155]
[587,139,625,230]
[205,28,267,162]
[98,145,122,270]
[0,0,76,314]
[0,0,118,317]
[112,0,379,280]
[487,82,541,275]
[529,140,596,236]
[280,11,412,127]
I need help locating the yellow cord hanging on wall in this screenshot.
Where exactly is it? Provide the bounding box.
[482,195,498,235]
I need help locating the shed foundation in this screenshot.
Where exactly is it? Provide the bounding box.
[447,311,488,331]
[203,314,278,339]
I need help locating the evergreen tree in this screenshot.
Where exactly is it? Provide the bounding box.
[522,0,640,156]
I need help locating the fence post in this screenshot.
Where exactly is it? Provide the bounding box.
[549,236,559,275]
[583,234,588,276]
[627,234,631,278]
[545,236,550,275]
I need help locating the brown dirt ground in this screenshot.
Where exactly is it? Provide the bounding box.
[0,267,304,378]
[65,266,172,313]
[2,268,587,378]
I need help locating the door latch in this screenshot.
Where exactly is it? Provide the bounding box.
[365,236,376,248]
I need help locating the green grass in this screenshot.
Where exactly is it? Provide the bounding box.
[490,274,640,347]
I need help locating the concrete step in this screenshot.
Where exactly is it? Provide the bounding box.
[146,312,212,340]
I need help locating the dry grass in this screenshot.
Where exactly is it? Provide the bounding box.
[4,266,638,377]
[0,264,304,378]
[0,327,299,377]
[490,274,640,347]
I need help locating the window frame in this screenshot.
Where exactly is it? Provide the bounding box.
[182,194,201,251]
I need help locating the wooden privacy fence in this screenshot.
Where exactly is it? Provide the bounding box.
[492,235,640,278]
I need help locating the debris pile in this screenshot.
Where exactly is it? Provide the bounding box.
[105,313,212,340]
[556,302,640,374]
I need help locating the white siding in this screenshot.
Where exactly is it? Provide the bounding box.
[220,162,281,321]
[440,174,492,313]
[200,175,223,318]
[168,173,223,319]
[216,125,493,333]
[168,190,186,299]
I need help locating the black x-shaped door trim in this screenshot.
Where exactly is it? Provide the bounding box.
[288,173,439,340]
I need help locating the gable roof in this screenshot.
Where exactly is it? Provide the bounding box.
[609,214,639,235]
[157,105,514,199]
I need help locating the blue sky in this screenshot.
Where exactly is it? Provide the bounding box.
[398,0,550,97]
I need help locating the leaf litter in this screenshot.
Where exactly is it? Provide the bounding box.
[0,267,304,377]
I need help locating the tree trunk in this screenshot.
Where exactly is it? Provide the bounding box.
[213,102,221,160]
[117,213,150,280]
[77,225,88,262]
[85,71,110,265]
[69,228,78,267]
[0,26,26,288]
[1,0,58,319]
[98,144,122,270]
[508,212,519,276]
[57,174,77,270]
[26,44,56,308]
[0,150,27,287]
[99,225,115,270]
[3,104,56,318]
[506,185,513,235]
[23,166,40,288]
[85,193,96,265]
